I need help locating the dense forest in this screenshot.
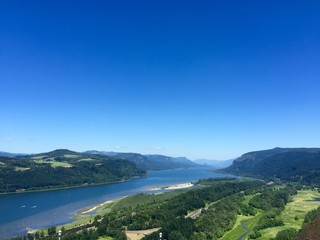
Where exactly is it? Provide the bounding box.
[0,150,145,193]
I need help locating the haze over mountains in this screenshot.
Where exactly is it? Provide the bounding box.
[0,151,25,158]
[193,159,234,169]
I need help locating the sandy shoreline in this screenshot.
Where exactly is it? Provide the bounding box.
[78,183,193,214]
[78,199,115,215]
[148,182,194,191]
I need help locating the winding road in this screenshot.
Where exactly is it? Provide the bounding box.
[237,220,251,240]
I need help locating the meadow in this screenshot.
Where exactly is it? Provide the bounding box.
[220,189,320,240]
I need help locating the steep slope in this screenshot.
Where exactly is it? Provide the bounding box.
[298,215,320,240]
[222,148,320,184]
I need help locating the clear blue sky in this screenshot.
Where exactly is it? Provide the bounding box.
[1,1,319,159]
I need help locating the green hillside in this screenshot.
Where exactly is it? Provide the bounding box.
[0,149,146,193]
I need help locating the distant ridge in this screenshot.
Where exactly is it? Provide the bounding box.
[0,151,26,157]
[84,151,200,170]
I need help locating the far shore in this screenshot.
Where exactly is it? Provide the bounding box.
[0,175,146,195]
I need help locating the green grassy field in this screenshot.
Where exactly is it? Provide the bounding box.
[221,210,264,240]
[221,190,320,240]
[98,237,114,240]
[34,159,72,168]
[31,155,45,160]
[78,158,94,162]
[63,154,79,158]
[258,190,320,239]
[221,215,249,240]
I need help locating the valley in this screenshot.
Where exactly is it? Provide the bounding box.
[3,147,320,240]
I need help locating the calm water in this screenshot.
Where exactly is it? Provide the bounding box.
[0,167,234,239]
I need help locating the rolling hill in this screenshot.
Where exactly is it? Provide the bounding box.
[0,149,145,193]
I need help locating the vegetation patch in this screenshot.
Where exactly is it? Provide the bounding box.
[64,154,79,158]
[221,210,264,240]
[258,190,320,239]
[112,191,187,211]
[78,158,94,162]
[282,190,320,228]
[31,155,45,160]
[34,160,72,168]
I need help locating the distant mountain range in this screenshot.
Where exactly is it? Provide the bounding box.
[192,159,234,169]
[0,151,25,158]
[84,151,200,170]
[0,150,202,171]
[222,147,320,185]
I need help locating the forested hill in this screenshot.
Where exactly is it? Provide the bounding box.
[222,148,320,185]
[85,151,200,170]
[0,149,145,193]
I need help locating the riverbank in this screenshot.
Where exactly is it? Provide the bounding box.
[77,200,115,215]
[78,182,194,215]
[56,184,191,232]
[148,182,194,191]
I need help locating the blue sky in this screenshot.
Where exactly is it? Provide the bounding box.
[1,1,319,159]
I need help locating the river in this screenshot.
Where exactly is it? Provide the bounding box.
[0,167,234,239]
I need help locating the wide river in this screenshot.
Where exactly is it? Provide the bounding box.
[0,167,234,239]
